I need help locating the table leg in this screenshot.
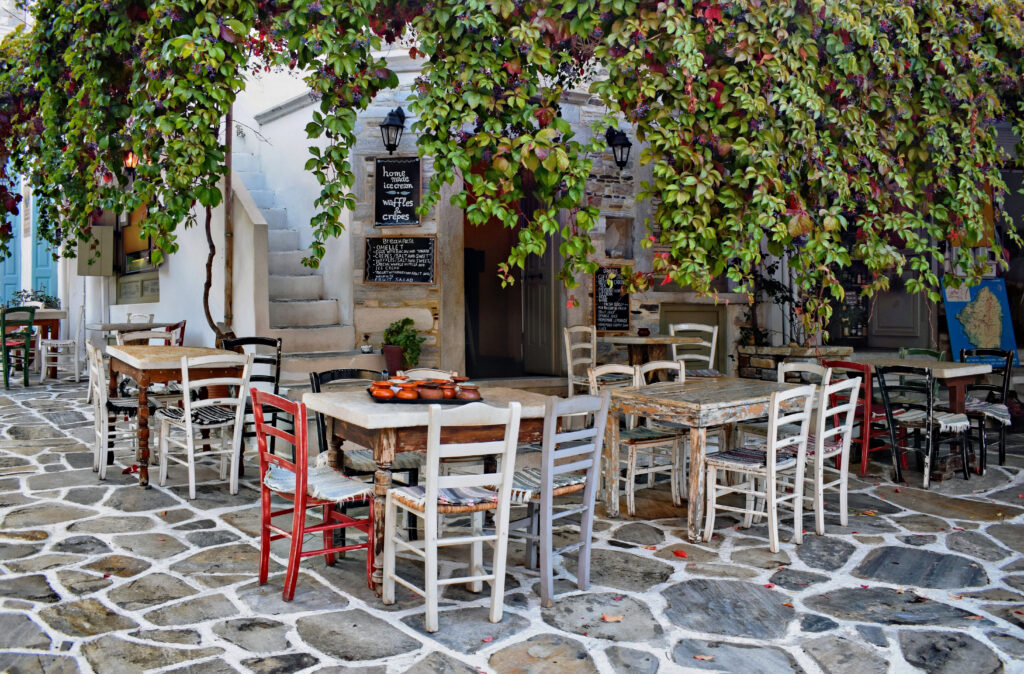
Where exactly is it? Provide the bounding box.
[327,417,343,470]
[687,426,707,541]
[137,373,151,487]
[626,344,645,367]
[107,368,119,466]
[944,379,969,414]
[603,409,621,517]
[372,428,396,594]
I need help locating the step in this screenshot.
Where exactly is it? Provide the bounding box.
[231,152,258,173]
[249,189,275,209]
[269,299,339,328]
[269,250,316,276]
[264,208,289,229]
[268,228,300,251]
[269,274,323,301]
[266,325,355,354]
[280,349,386,383]
[236,170,266,191]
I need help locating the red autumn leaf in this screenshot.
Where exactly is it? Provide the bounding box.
[672,550,688,558]
[694,654,715,662]
[502,60,522,75]
[782,602,795,608]
[860,585,869,589]
[219,24,237,44]
[764,584,775,589]
[703,6,722,22]
[481,636,494,643]
[533,107,554,127]
[613,596,623,601]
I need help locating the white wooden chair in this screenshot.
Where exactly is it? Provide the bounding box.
[805,377,860,534]
[116,329,176,346]
[703,384,815,552]
[156,353,253,499]
[86,343,156,480]
[382,401,521,633]
[38,306,83,383]
[563,326,597,396]
[403,368,454,380]
[505,393,609,606]
[737,362,832,444]
[127,312,154,323]
[669,323,719,375]
[589,363,682,516]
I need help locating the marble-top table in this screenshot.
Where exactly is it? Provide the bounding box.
[303,386,551,592]
[106,345,240,486]
[850,355,992,413]
[86,321,173,333]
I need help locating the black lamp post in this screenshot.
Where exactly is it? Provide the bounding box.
[380,107,406,155]
[604,127,632,169]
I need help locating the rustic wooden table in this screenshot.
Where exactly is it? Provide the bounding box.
[106,345,239,486]
[607,377,801,541]
[850,356,991,413]
[303,386,551,593]
[7,308,66,378]
[601,335,702,366]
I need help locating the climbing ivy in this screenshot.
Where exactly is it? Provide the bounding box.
[1,0,1022,339]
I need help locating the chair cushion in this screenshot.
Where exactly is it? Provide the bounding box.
[264,464,373,503]
[155,405,237,426]
[38,339,75,347]
[105,397,157,417]
[706,446,797,469]
[343,448,423,472]
[894,410,970,433]
[963,398,1011,426]
[391,485,497,508]
[620,426,678,444]
[508,467,587,502]
[686,368,722,378]
[119,380,184,397]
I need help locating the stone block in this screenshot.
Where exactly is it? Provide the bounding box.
[354,306,434,333]
[749,357,776,369]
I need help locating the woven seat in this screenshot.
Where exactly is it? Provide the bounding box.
[706,445,798,470]
[391,484,499,513]
[961,399,1011,426]
[105,397,157,417]
[742,434,843,458]
[893,409,969,433]
[508,467,586,503]
[156,404,237,426]
[343,448,423,473]
[264,464,374,504]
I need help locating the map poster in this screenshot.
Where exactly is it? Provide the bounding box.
[941,278,1020,366]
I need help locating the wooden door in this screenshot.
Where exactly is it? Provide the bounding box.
[868,280,931,349]
[31,193,56,295]
[1,174,21,301]
[522,235,561,375]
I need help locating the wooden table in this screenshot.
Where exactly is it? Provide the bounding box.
[850,356,991,413]
[607,377,801,540]
[106,345,239,486]
[303,386,551,592]
[87,321,173,334]
[4,308,66,378]
[601,335,702,366]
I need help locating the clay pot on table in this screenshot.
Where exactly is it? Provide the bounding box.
[418,383,444,400]
[456,384,481,401]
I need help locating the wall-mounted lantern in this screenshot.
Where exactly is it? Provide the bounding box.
[380,107,407,155]
[123,151,139,182]
[604,127,632,169]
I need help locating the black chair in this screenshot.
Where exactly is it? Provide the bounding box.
[876,365,971,488]
[2,306,36,389]
[309,368,420,542]
[222,337,291,460]
[960,348,1014,472]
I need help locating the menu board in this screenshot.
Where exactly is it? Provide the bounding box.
[594,266,630,332]
[364,236,435,285]
[374,157,421,227]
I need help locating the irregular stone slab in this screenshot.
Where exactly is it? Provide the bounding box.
[899,630,1003,674]
[0,529,49,542]
[986,485,1024,506]
[800,614,837,632]
[681,563,759,580]
[987,523,1024,554]
[1002,557,1024,572]
[0,542,42,560]
[145,594,236,626]
[542,592,663,643]
[213,617,290,653]
[405,652,477,674]
[653,543,717,563]
[1003,576,1024,593]
[26,469,105,490]
[963,588,1024,602]
[878,485,1022,522]
[0,612,51,650]
[103,486,178,512]
[827,492,902,515]
[805,588,993,626]
[156,508,195,525]
[38,598,138,637]
[852,547,988,588]
[170,544,279,576]
[731,547,791,569]
[113,533,188,559]
[81,635,222,672]
[804,636,887,674]
[136,628,202,645]
[52,535,111,556]
[186,530,241,548]
[404,606,528,654]
[795,536,856,571]
[299,610,420,660]
[236,575,348,615]
[8,424,62,440]
[442,572,520,602]
[167,659,240,674]
[986,630,1024,658]
[64,452,95,469]
[6,553,84,573]
[68,515,155,533]
[242,654,319,674]
[173,519,218,531]
[854,535,886,545]
[82,555,151,578]
[947,531,1010,562]
[108,573,199,611]
[0,575,59,603]
[604,647,659,674]
[768,568,828,590]
[612,522,664,546]
[564,549,673,592]
[0,654,79,673]
[662,579,794,639]
[2,503,97,528]
[856,625,887,647]
[931,466,1013,495]
[315,555,425,612]
[899,534,937,546]
[894,513,950,532]
[195,574,250,590]
[220,507,261,537]
[488,633,597,673]
[168,484,260,510]
[982,603,1024,629]
[671,639,801,673]
[56,570,113,597]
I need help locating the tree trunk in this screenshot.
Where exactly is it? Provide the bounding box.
[202,204,225,344]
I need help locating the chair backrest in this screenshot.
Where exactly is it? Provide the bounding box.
[127,312,154,323]
[2,306,36,337]
[636,360,684,386]
[815,377,861,462]
[961,348,1014,403]
[669,323,718,368]
[778,361,831,387]
[404,368,453,380]
[309,368,385,452]
[587,363,636,395]
[164,320,186,346]
[116,329,175,346]
[86,342,108,407]
[179,353,253,431]
[899,347,946,361]
[536,393,609,503]
[764,384,815,470]
[251,389,309,489]
[563,326,596,379]
[820,359,873,413]
[223,336,282,394]
[422,401,522,517]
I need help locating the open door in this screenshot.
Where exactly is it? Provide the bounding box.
[522,230,562,375]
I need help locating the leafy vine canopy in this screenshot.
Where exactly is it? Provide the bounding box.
[1,0,1022,337]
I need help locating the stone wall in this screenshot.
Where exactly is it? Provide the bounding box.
[736,345,854,381]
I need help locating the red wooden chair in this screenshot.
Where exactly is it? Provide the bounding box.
[252,390,375,600]
[820,360,903,476]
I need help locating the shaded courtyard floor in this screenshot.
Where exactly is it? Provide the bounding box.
[2,380,1024,673]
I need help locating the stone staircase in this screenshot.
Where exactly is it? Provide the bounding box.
[233,153,359,383]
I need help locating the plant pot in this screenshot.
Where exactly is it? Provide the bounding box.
[381,345,404,375]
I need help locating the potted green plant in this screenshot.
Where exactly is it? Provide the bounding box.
[381,317,425,374]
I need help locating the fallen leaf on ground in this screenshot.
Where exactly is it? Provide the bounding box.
[764,583,775,589]
[642,545,657,550]
[949,594,962,600]
[896,588,906,594]
[672,550,688,558]
[782,602,794,608]
[860,585,869,589]
[967,615,985,620]
[601,613,624,623]
[694,655,715,662]
[894,488,901,493]
[612,596,623,601]
[481,636,493,643]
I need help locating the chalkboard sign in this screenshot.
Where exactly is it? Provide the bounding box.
[374,157,421,227]
[594,266,630,332]
[364,235,436,285]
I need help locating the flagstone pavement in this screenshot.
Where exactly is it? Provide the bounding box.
[2,380,1024,673]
